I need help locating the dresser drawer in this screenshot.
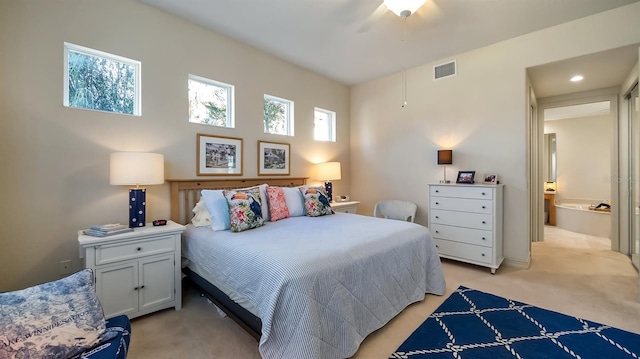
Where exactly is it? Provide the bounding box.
[433,239,493,265]
[430,209,493,230]
[430,224,493,247]
[95,235,176,266]
[430,197,493,214]
[430,186,493,200]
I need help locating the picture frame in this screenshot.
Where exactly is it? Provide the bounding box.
[483,173,498,184]
[258,140,290,176]
[456,170,476,184]
[197,133,243,176]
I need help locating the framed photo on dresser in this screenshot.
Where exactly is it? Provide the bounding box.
[456,171,476,184]
[483,173,498,184]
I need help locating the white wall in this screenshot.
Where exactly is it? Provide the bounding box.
[0,0,350,290]
[545,115,612,201]
[350,3,640,266]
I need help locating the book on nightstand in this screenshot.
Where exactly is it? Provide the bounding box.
[83,223,133,237]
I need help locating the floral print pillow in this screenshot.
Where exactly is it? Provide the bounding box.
[224,188,264,232]
[299,186,334,217]
[266,186,290,221]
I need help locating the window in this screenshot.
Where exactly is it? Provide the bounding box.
[314,108,336,142]
[188,75,234,128]
[264,94,294,136]
[64,42,141,115]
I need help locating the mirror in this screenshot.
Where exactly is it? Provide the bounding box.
[544,133,557,183]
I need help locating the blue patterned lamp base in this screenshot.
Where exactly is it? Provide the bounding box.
[324,181,333,203]
[129,188,146,228]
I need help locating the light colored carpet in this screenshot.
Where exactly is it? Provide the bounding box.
[128,226,639,358]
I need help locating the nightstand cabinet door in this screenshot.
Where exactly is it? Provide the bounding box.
[95,262,139,318]
[429,184,504,274]
[139,254,175,311]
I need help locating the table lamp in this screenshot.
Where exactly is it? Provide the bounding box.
[110,152,165,228]
[316,162,341,203]
[438,149,453,183]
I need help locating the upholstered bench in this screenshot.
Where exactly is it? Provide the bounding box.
[0,269,131,359]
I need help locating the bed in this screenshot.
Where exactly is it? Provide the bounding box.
[169,178,446,359]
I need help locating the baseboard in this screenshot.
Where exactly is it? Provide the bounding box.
[503,255,531,269]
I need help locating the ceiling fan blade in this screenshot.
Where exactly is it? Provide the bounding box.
[356,2,388,32]
[413,0,444,22]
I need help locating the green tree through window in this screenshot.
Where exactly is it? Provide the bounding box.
[65,44,139,115]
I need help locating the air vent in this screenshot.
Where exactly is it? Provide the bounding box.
[434,60,456,80]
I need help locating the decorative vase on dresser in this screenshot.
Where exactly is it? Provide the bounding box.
[428,183,504,274]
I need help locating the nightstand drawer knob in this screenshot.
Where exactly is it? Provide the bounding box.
[482,206,486,209]
[435,230,439,233]
[435,216,439,219]
[435,202,439,205]
[482,237,486,240]
[481,253,486,256]
[137,247,142,251]
[482,221,486,224]
[134,286,138,290]
[435,190,439,193]
[140,285,145,289]
[482,192,486,195]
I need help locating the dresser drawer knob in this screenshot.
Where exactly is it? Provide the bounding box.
[482,237,486,240]
[435,202,439,205]
[482,192,486,195]
[435,216,439,219]
[435,230,439,233]
[137,247,142,251]
[481,253,486,257]
[482,206,486,209]
[435,190,439,193]
[482,221,486,224]
[140,285,145,289]
[134,286,139,290]
[435,245,439,248]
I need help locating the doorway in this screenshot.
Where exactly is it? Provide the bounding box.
[628,83,640,270]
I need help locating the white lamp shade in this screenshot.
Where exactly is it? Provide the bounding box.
[384,0,426,17]
[316,162,341,181]
[110,152,165,186]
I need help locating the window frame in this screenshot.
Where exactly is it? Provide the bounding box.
[264,94,294,136]
[63,42,141,116]
[188,74,235,128]
[313,107,337,142]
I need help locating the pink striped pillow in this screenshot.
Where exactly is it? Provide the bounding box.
[266,186,290,221]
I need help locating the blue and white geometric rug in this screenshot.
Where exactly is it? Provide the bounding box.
[390,286,640,359]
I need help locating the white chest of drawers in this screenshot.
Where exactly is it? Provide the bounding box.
[428,184,504,274]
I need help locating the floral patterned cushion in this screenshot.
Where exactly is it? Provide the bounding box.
[266,186,290,221]
[0,269,110,359]
[224,188,265,232]
[299,186,334,217]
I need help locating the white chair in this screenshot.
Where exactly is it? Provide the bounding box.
[373,200,418,222]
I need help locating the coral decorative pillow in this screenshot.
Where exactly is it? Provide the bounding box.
[299,186,334,217]
[224,188,264,232]
[0,269,111,359]
[266,186,290,221]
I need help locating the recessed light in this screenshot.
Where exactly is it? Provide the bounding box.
[570,75,584,82]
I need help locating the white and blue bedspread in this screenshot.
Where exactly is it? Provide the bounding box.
[183,213,446,359]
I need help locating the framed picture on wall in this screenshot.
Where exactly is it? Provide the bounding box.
[483,173,498,184]
[456,171,476,184]
[258,140,290,176]
[197,133,243,176]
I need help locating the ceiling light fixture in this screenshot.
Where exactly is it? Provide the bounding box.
[384,0,426,18]
[384,0,426,107]
[570,75,584,82]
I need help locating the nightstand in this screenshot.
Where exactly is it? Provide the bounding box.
[331,201,360,214]
[78,221,185,319]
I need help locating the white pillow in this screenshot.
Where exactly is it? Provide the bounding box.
[282,186,305,217]
[191,197,212,227]
[201,189,230,231]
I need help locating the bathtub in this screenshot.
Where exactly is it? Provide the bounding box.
[554,198,611,238]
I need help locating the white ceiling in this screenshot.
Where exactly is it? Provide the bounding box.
[140,0,639,88]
